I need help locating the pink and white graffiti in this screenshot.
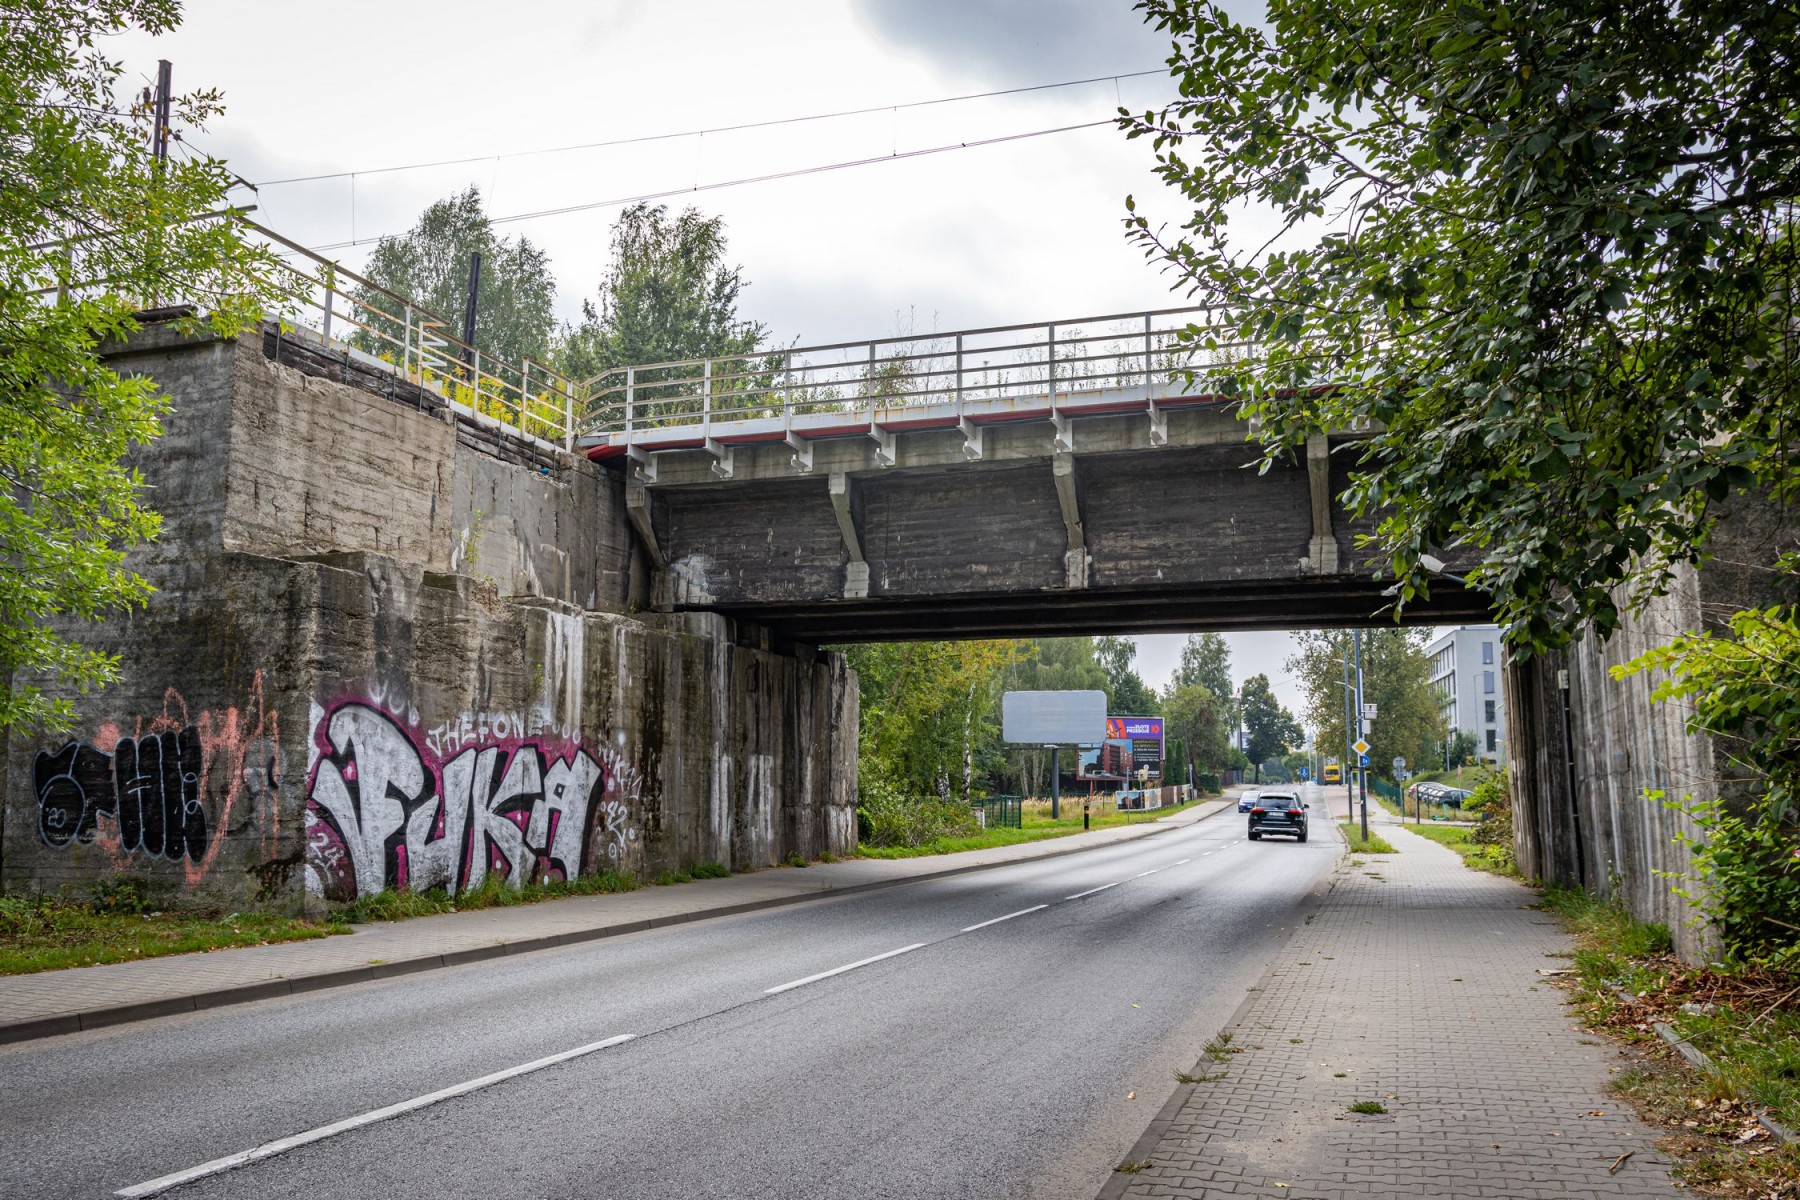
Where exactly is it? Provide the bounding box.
[305,700,640,902]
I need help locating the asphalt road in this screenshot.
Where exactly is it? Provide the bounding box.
[0,785,1336,1200]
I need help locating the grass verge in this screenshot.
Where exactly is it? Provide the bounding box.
[855,798,1207,859]
[1542,885,1800,1194]
[1339,822,1397,854]
[1400,823,1523,878]
[0,894,344,975]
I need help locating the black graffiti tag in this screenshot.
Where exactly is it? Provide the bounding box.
[33,729,209,862]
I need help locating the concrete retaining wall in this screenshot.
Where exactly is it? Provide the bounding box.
[1507,491,1798,960]
[1,319,855,912]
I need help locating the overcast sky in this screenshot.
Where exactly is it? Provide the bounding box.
[111,0,1341,717]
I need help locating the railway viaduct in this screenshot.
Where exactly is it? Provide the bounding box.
[3,285,1778,960]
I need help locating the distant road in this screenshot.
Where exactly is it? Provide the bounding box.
[0,788,1335,1200]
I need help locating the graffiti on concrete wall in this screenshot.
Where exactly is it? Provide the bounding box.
[34,730,207,861]
[29,675,283,884]
[304,699,641,902]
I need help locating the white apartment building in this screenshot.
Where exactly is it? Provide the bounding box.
[1424,625,1507,764]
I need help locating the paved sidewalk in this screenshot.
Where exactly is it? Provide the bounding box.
[1100,820,1686,1200]
[0,798,1230,1044]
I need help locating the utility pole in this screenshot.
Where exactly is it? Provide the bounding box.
[1355,628,1369,842]
[1050,745,1060,821]
[460,251,483,375]
[151,60,173,166]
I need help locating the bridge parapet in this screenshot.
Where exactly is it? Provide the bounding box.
[576,305,1254,483]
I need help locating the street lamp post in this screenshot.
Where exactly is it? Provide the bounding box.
[1355,628,1369,842]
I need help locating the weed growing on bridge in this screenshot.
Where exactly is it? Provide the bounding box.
[1347,1100,1388,1115]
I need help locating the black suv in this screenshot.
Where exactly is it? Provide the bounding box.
[1248,789,1308,842]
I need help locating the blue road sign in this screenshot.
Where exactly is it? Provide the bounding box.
[1359,753,1369,767]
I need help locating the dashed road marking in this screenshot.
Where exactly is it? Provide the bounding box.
[764,943,926,995]
[960,905,1049,933]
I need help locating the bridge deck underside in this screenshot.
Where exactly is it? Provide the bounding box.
[636,436,1490,643]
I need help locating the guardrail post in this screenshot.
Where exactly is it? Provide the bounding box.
[702,359,712,436]
[1144,311,1153,392]
[625,366,636,440]
[955,333,964,404]
[321,263,335,343]
[403,305,415,377]
[1048,323,1057,404]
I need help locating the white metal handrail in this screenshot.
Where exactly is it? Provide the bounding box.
[246,220,579,451]
[580,306,1267,442]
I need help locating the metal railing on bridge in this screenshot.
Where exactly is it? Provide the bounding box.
[246,221,581,452]
[578,306,1263,464]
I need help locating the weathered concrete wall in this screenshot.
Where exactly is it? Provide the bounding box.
[1,319,855,910]
[1507,490,1798,960]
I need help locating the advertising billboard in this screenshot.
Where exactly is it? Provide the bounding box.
[1078,715,1165,782]
[1001,690,1107,745]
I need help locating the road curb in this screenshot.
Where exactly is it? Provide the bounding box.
[0,800,1234,1047]
[1095,812,1344,1199]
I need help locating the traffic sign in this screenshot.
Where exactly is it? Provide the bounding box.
[1352,738,1370,757]
[1392,756,1406,771]
[1361,703,1378,721]
[1359,753,1369,767]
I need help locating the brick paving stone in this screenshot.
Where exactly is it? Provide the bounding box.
[1103,804,1687,1200]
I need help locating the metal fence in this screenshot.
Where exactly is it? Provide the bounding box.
[579,306,1259,442]
[246,221,580,451]
[973,796,1024,830]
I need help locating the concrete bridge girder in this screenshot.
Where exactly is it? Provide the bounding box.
[620,404,1489,641]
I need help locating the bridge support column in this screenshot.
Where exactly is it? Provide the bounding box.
[829,472,870,600]
[626,482,672,609]
[1305,433,1340,574]
[1053,451,1089,589]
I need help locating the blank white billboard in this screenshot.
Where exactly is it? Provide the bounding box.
[1002,690,1107,745]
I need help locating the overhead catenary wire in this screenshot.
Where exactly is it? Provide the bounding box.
[302,118,1118,252]
[252,69,1165,188]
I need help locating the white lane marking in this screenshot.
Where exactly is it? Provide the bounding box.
[960,904,1049,933]
[1135,869,1160,878]
[764,943,926,995]
[1174,858,1192,865]
[116,1033,637,1198]
[1065,881,1121,900]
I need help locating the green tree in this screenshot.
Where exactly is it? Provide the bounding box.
[2,0,279,734]
[1444,730,1480,771]
[555,202,766,379]
[352,187,555,367]
[1238,674,1300,783]
[845,640,1023,803]
[1094,635,1158,715]
[1121,0,1800,652]
[1287,630,1445,781]
[1162,682,1231,778]
[1172,632,1233,702]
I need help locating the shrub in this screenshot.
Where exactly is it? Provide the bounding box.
[855,777,980,848]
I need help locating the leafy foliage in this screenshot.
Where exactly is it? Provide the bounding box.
[2,0,280,733]
[1094,635,1157,715]
[1162,682,1232,779]
[350,186,555,367]
[1287,629,1446,776]
[555,202,767,379]
[1617,592,1800,963]
[854,777,980,849]
[1238,673,1299,781]
[844,638,1023,803]
[1121,0,1800,652]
